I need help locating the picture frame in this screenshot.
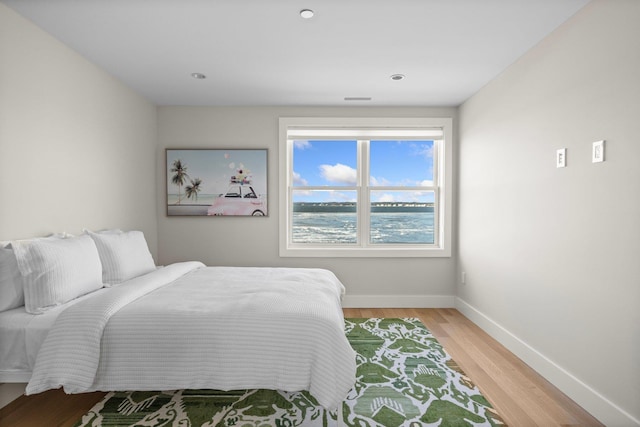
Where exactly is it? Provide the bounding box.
[166,149,268,216]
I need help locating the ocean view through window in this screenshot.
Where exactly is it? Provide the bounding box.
[279,117,452,257]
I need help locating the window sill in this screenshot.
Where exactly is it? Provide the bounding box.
[279,246,451,258]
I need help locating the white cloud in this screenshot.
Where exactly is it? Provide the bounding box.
[371,190,433,203]
[412,142,433,159]
[292,171,308,186]
[372,176,432,187]
[376,193,396,203]
[370,176,392,186]
[319,163,357,185]
[293,189,313,197]
[327,190,356,202]
[294,140,311,150]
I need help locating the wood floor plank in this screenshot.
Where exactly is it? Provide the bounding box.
[423,309,602,427]
[0,389,105,427]
[0,308,603,427]
[443,318,599,427]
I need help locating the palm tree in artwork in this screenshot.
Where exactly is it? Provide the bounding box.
[185,178,202,202]
[171,159,189,204]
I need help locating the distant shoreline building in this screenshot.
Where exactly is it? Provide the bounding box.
[293,202,434,213]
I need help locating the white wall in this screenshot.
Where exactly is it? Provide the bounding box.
[0,3,158,407]
[157,106,457,306]
[457,1,640,425]
[0,4,158,253]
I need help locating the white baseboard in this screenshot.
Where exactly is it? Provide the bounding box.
[342,294,455,308]
[455,297,639,427]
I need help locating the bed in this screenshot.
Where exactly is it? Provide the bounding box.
[0,231,356,410]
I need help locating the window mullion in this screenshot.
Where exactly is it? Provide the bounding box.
[432,139,440,187]
[287,185,294,247]
[358,140,369,247]
[433,187,440,248]
[287,139,294,248]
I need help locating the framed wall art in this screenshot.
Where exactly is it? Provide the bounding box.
[166,149,268,216]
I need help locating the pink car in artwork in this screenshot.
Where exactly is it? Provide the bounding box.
[207,184,267,216]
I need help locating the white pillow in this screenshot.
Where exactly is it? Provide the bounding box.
[86,230,155,285]
[0,234,68,312]
[0,242,24,311]
[13,234,104,314]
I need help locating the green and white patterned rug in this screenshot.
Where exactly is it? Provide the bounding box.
[75,318,505,426]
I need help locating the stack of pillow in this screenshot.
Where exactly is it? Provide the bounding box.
[0,230,156,314]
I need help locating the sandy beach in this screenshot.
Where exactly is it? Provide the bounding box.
[167,205,210,216]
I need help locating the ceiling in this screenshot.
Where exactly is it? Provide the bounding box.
[2,0,591,107]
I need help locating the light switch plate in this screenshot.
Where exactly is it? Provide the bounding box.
[592,140,605,163]
[556,148,567,168]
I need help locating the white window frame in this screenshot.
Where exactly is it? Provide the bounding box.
[279,117,453,257]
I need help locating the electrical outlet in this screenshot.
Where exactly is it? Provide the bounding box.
[461,271,466,285]
[592,140,605,163]
[556,148,567,168]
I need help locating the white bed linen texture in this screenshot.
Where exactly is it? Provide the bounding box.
[0,242,24,311]
[0,287,110,382]
[12,234,104,314]
[25,262,356,410]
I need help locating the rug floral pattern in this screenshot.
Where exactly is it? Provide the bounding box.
[75,318,505,427]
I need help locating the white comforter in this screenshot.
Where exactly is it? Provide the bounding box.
[26,262,356,409]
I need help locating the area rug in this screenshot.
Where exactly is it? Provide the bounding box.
[75,318,505,426]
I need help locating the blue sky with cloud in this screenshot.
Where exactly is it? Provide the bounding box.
[292,140,434,203]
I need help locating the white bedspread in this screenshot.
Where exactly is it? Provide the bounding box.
[26,262,356,409]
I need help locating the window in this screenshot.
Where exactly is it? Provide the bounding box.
[279,117,452,257]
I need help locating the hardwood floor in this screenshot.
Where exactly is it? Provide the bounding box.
[0,308,603,427]
[0,388,105,427]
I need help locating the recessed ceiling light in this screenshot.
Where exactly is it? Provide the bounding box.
[344,97,372,101]
[191,73,206,79]
[390,74,405,81]
[300,9,314,19]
